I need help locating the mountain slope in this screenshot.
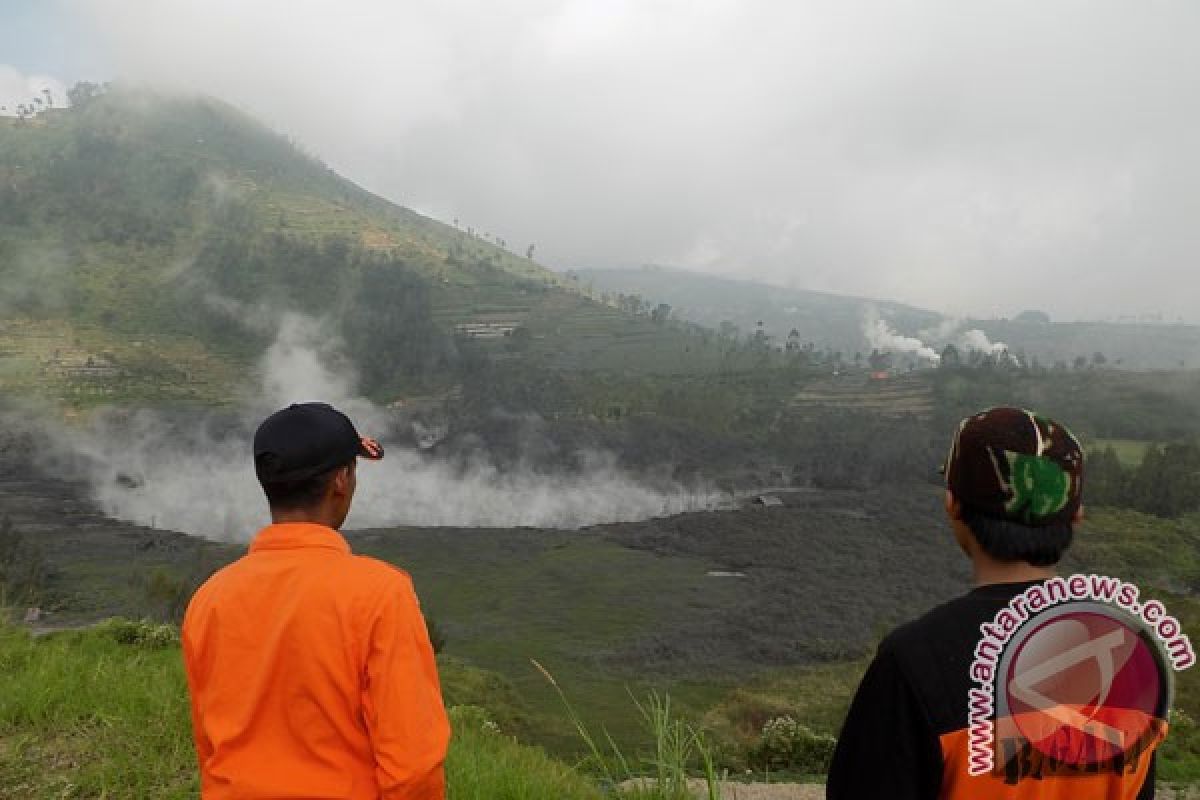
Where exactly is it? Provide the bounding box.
[576,265,942,357]
[0,87,734,408]
[578,266,1200,370]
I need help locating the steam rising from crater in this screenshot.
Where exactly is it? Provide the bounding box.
[861,307,1017,368]
[862,306,941,363]
[41,313,721,540]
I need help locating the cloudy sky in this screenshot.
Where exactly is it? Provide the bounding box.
[2,1,1198,321]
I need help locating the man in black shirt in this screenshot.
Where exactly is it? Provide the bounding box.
[827,407,1165,800]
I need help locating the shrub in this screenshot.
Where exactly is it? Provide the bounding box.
[748,715,837,773]
[93,617,180,648]
[450,704,502,736]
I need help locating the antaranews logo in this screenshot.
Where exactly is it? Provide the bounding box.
[967,574,1193,781]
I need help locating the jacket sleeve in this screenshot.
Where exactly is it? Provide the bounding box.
[826,647,943,800]
[362,574,452,800]
[181,619,215,771]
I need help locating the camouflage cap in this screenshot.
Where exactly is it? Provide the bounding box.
[944,407,1084,527]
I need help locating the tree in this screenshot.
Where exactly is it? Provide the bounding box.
[67,81,103,108]
[1086,446,1127,507]
[341,259,451,394]
[506,325,533,353]
[940,344,962,368]
[526,243,536,260]
[651,303,672,325]
[1073,355,1088,371]
[751,321,769,351]
[1092,351,1108,368]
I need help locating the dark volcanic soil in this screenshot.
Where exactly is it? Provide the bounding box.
[3,414,970,672]
[597,488,970,670]
[0,426,239,621]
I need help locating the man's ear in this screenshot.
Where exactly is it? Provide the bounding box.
[1072,504,1085,525]
[944,490,963,522]
[330,465,352,498]
[946,490,974,556]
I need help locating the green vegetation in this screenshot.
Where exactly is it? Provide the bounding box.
[701,661,866,775]
[0,617,771,798]
[1090,438,1155,467]
[444,705,605,800]
[0,619,596,798]
[1,85,772,414]
[576,265,940,364]
[1086,442,1200,519]
[537,661,723,800]
[581,266,1200,372]
[5,83,1200,795]
[0,618,195,798]
[353,530,746,754]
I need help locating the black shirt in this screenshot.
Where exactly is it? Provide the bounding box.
[827,581,1158,800]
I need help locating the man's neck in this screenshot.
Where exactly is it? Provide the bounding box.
[270,511,338,529]
[972,558,1056,587]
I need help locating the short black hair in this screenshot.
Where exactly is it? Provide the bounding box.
[259,461,350,512]
[961,508,1074,567]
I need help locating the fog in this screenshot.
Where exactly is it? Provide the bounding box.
[2,1,1177,321]
[27,312,720,541]
[0,65,66,116]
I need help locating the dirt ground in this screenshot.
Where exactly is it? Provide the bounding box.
[700,783,824,800]
[621,780,824,799]
[657,781,1199,799]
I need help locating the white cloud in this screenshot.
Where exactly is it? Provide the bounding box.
[0,65,67,115]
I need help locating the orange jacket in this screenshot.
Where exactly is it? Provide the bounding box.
[182,523,450,799]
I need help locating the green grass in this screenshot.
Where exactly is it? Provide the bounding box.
[446,706,605,800]
[0,618,615,799]
[0,617,745,799]
[1090,438,1157,467]
[0,620,197,798]
[1070,507,1200,591]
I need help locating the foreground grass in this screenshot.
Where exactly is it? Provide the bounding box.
[0,620,195,798]
[0,620,604,799]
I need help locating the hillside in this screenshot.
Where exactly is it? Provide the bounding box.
[0,86,741,411]
[575,265,941,359]
[578,266,1200,370]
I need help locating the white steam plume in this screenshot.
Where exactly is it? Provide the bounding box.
[39,313,721,540]
[958,328,1012,359]
[862,306,941,363]
[920,316,1017,364]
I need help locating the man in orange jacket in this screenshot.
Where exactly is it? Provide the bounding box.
[183,402,450,799]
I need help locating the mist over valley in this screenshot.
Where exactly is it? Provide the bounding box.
[3,13,1200,791]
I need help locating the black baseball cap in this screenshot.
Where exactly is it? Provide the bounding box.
[253,402,384,484]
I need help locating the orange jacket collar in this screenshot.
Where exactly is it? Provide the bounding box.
[248,523,351,554]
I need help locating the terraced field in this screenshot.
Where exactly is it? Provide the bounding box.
[0,318,241,408]
[788,372,936,419]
